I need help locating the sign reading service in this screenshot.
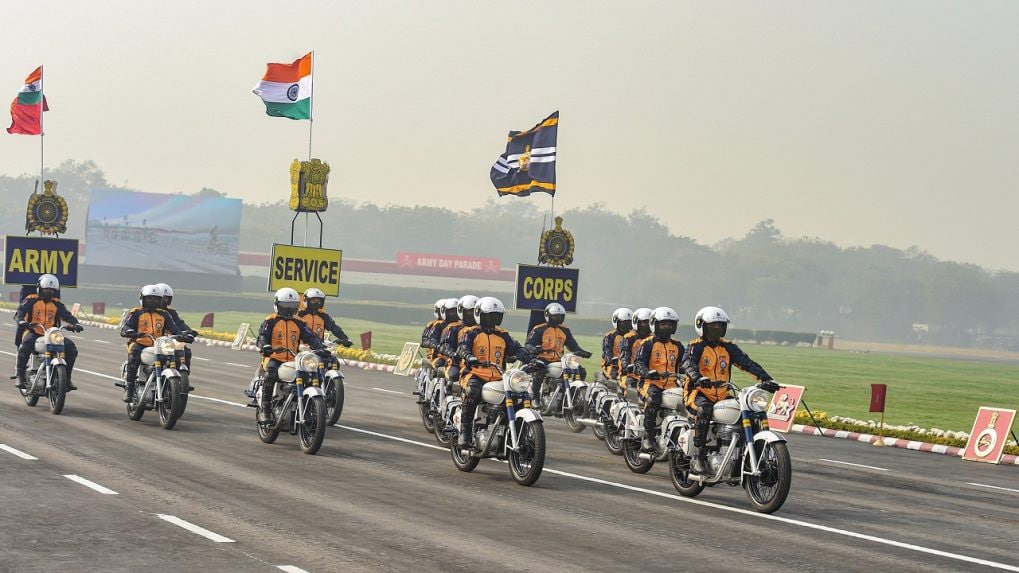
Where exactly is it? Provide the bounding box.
[269,244,343,297]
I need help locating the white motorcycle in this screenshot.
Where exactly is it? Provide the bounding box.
[118,333,192,430]
[670,380,791,514]
[245,347,330,455]
[16,323,79,415]
[603,395,642,456]
[535,353,590,433]
[622,378,688,473]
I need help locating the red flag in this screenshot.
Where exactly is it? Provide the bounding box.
[200,313,214,328]
[92,302,106,315]
[869,383,887,413]
[360,331,372,350]
[7,66,48,135]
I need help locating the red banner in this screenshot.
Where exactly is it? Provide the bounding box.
[396,251,500,274]
[201,313,214,328]
[963,407,1017,464]
[869,383,887,413]
[92,302,106,315]
[360,331,372,351]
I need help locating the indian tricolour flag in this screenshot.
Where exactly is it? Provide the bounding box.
[7,65,49,135]
[252,52,312,120]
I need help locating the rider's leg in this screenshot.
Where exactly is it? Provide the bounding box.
[123,343,144,402]
[642,384,663,451]
[459,376,483,448]
[14,333,38,388]
[258,360,282,423]
[63,338,78,390]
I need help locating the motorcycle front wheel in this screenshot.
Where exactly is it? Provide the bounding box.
[433,410,453,448]
[299,396,327,455]
[418,401,436,433]
[669,452,705,497]
[508,421,546,486]
[603,422,624,455]
[157,377,182,430]
[178,371,191,417]
[47,365,68,415]
[563,389,588,433]
[325,378,344,426]
[744,441,792,514]
[623,439,655,474]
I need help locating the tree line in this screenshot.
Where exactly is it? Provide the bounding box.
[2,160,1016,347]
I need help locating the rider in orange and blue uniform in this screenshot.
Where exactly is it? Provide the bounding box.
[298,287,354,362]
[601,307,633,383]
[526,303,592,400]
[617,307,652,400]
[632,307,684,452]
[14,274,83,390]
[681,306,777,473]
[437,295,479,385]
[121,284,187,402]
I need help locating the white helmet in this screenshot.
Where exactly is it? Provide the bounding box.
[474,296,506,329]
[544,302,566,326]
[440,297,458,320]
[433,299,447,320]
[650,306,680,338]
[140,284,162,310]
[611,307,633,327]
[457,295,479,322]
[155,282,173,306]
[304,287,326,311]
[631,307,652,331]
[37,274,59,301]
[695,306,730,337]
[274,287,301,318]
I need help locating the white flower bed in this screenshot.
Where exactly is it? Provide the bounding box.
[829,415,1017,445]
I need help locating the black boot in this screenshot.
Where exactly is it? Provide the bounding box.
[14,367,26,389]
[123,380,136,403]
[641,434,656,452]
[691,448,708,474]
[457,419,473,448]
[66,375,77,391]
[257,399,274,424]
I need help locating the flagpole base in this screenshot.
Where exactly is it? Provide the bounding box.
[873,439,886,447]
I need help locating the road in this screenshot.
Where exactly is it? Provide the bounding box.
[1,319,1017,573]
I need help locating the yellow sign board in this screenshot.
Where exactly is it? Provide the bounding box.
[268,244,343,297]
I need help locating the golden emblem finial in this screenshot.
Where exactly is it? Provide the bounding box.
[519,145,532,173]
[289,158,330,212]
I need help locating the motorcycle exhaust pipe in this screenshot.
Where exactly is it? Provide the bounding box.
[638,452,654,460]
[575,418,603,426]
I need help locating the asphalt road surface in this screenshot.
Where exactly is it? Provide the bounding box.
[1,319,1016,573]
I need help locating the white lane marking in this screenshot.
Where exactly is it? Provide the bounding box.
[337,424,1019,572]
[372,387,403,395]
[75,367,121,381]
[967,482,1019,494]
[93,339,111,344]
[191,394,249,408]
[818,459,889,471]
[0,444,38,460]
[0,350,15,356]
[225,362,249,368]
[278,567,311,573]
[193,356,209,361]
[3,322,13,327]
[64,474,118,495]
[155,514,235,543]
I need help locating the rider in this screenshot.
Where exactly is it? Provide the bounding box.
[681,306,779,473]
[121,284,187,402]
[255,288,328,423]
[455,296,532,448]
[601,307,633,382]
[632,307,685,452]
[155,283,198,389]
[420,298,453,370]
[437,295,479,385]
[298,287,354,348]
[526,302,592,401]
[13,274,83,390]
[617,307,652,400]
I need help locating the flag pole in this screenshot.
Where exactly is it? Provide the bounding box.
[307,50,314,161]
[39,65,45,186]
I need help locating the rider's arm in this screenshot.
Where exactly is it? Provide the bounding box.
[680,341,704,382]
[120,310,140,337]
[169,308,193,332]
[601,333,614,364]
[322,313,349,342]
[456,329,478,362]
[55,301,80,326]
[14,299,32,322]
[632,338,653,377]
[725,342,771,381]
[525,325,544,349]
[161,310,181,335]
[298,321,325,349]
[563,327,586,353]
[256,318,275,348]
[437,324,459,357]
[506,334,532,362]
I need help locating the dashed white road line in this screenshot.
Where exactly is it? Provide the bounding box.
[64,474,118,495]
[155,514,235,543]
[225,362,248,368]
[818,459,889,471]
[277,566,311,573]
[372,387,403,395]
[3,322,13,327]
[966,482,1019,494]
[336,424,1019,572]
[193,356,210,361]
[93,339,111,344]
[0,444,38,460]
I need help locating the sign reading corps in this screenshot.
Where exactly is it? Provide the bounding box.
[269,243,343,297]
[514,264,579,312]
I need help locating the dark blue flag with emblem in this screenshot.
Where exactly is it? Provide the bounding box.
[490,111,558,197]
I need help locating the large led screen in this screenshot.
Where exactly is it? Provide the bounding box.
[84,189,242,274]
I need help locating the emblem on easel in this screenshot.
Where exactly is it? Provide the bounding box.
[26,180,68,236]
[289,158,330,213]
[538,216,574,267]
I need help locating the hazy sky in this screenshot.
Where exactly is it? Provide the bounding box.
[3,1,1017,271]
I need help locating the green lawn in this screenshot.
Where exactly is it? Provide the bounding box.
[164,310,1018,434]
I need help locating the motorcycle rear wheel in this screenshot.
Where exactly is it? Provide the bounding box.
[669,452,705,497]
[47,365,68,415]
[563,389,588,434]
[126,383,146,421]
[157,377,182,430]
[299,396,327,455]
[450,437,480,472]
[325,378,344,426]
[418,401,436,433]
[743,441,792,514]
[508,421,546,486]
[21,373,39,407]
[623,439,655,474]
[603,423,624,455]
[433,412,454,448]
[257,408,280,444]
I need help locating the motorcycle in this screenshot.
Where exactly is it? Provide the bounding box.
[449,362,546,486]
[602,393,643,456]
[533,353,589,432]
[576,371,620,441]
[15,323,79,415]
[317,340,346,426]
[117,333,191,430]
[413,355,441,434]
[621,374,688,474]
[245,347,329,455]
[669,381,791,514]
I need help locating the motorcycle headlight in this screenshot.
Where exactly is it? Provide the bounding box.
[48,331,65,345]
[156,337,177,355]
[561,353,580,371]
[174,339,187,351]
[746,388,770,412]
[298,352,320,372]
[505,369,532,393]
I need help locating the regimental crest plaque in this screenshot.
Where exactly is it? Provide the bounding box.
[538,216,574,267]
[289,158,330,213]
[26,180,68,236]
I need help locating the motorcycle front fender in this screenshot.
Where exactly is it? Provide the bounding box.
[302,386,324,399]
[48,357,67,367]
[160,368,181,380]
[515,408,543,424]
[324,369,343,381]
[568,380,588,390]
[753,430,787,445]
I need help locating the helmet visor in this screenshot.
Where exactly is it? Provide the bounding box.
[277,301,299,317]
[142,295,161,310]
[480,312,503,329]
[38,288,56,301]
[704,322,727,340]
[306,298,324,312]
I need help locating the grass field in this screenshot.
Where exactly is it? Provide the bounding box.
[160,309,1019,435]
